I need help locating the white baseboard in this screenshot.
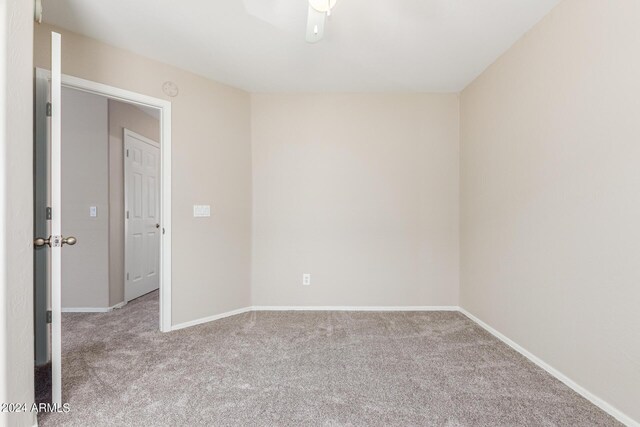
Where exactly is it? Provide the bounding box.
[171,306,253,331]
[111,301,127,310]
[252,305,459,312]
[62,301,127,313]
[62,307,110,313]
[458,307,638,427]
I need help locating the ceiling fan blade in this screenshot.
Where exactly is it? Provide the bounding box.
[305,5,325,43]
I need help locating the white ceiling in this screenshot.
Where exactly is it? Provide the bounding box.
[43,0,560,92]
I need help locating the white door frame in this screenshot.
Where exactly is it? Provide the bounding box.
[36,68,173,332]
[124,128,161,303]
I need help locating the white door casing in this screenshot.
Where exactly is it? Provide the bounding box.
[35,70,172,332]
[124,129,161,302]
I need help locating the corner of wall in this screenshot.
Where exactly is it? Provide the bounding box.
[1,1,36,426]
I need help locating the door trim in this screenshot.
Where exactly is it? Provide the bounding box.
[124,128,161,303]
[35,68,173,332]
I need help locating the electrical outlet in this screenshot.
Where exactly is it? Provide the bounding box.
[302,273,311,286]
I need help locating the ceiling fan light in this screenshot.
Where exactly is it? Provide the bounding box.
[306,0,336,43]
[306,6,325,43]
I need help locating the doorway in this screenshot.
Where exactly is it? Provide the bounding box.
[33,66,172,406]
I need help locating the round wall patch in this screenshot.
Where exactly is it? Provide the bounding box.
[162,81,179,97]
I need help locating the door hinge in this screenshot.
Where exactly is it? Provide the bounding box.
[46,310,52,324]
[126,211,129,219]
[46,207,52,220]
[126,272,129,281]
[126,149,129,157]
[46,102,52,117]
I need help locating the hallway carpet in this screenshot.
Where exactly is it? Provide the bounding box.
[39,292,619,426]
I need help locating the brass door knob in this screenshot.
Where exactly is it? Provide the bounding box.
[34,237,50,247]
[62,236,77,246]
[34,236,77,247]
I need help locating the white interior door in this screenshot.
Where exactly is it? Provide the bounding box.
[49,31,74,406]
[34,33,71,408]
[124,129,161,302]
[50,31,63,407]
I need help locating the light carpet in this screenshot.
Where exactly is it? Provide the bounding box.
[39,291,620,426]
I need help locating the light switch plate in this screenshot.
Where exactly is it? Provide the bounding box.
[89,206,97,217]
[193,205,211,217]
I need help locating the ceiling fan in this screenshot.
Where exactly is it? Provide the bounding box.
[306,0,337,43]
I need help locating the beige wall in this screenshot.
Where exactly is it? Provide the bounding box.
[61,87,110,309]
[460,0,640,422]
[252,94,459,307]
[34,23,253,325]
[1,0,36,426]
[108,100,160,306]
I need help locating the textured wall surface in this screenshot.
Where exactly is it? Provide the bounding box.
[61,87,110,309]
[0,0,36,426]
[460,0,640,422]
[252,94,459,307]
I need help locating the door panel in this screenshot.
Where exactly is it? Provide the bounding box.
[34,31,72,407]
[34,70,50,368]
[147,176,156,217]
[134,173,143,217]
[125,129,160,302]
[132,233,143,281]
[50,31,63,407]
